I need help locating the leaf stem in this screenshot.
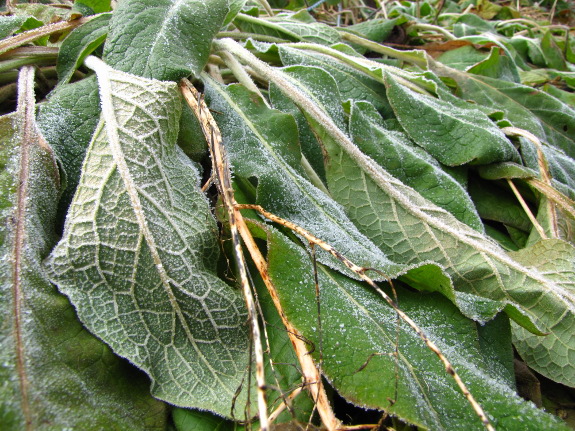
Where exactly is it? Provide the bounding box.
[217,31,289,44]
[281,41,434,95]
[338,30,428,68]
[180,80,270,430]
[13,65,36,431]
[407,22,456,40]
[237,204,496,431]
[0,16,95,56]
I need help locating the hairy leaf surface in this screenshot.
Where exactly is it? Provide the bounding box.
[385,73,518,166]
[37,76,101,217]
[432,61,575,160]
[0,71,165,429]
[104,0,229,81]
[348,100,483,230]
[203,76,448,287]
[57,12,111,85]
[267,228,567,431]
[267,60,575,386]
[46,59,251,414]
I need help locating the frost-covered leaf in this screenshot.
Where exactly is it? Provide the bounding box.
[322,111,575,385]
[510,240,575,385]
[0,15,31,39]
[277,44,392,115]
[466,46,520,83]
[267,228,568,431]
[432,61,575,160]
[104,0,229,81]
[46,59,251,415]
[72,0,112,16]
[224,0,247,25]
[384,73,519,166]
[203,76,444,287]
[57,13,111,85]
[37,76,101,218]
[233,13,302,42]
[348,100,483,230]
[1,68,165,430]
[249,54,575,387]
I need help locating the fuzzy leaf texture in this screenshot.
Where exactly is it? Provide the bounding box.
[267,228,568,431]
[103,0,230,81]
[202,76,452,291]
[0,68,165,430]
[261,60,575,387]
[46,58,251,416]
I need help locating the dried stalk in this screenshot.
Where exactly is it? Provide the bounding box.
[236,204,496,431]
[180,80,269,430]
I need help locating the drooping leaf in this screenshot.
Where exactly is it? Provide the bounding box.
[468,178,531,233]
[46,58,251,415]
[37,76,101,220]
[436,44,490,71]
[540,31,567,71]
[251,55,575,386]
[57,13,111,85]
[384,72,519,166]
[0,69,165,430]
[347,99,483,231]
[173,409,237,431]
[224,0,247,25]
[276,44,393,115]
[267,227,568,431]
[0,16,31,39]
[72,0,112,16]
[432,61,575,160]
[203,75,449,290]
[466,46,520,83]
[104,0,230,81]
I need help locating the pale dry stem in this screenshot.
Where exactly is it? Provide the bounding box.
[180,80,269,430]
[236,204,496,431]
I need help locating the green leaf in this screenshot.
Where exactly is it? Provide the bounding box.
[173,409,236,431]
[203,76,405,279]
[345,18,399,43]
[277,44,393,115]
[384,73,519,166]
[0,16,30,39]
[233,13,302,42]
[432,61,575,160]
[510,240,575,386]
[348,99,483,231]
[508,36,547,68]
[252,55,575,386]
[1,70,165,429]
[452,14,495,37]
[72,0,112,15]
[46,59,251,415]
[321,107,575,384]
[104,0,230,80]
[437,44,490,71]
[37,76,101,220]
[468,179,531,232]
[467,46,520,83]
[224,0,247,26]
[57,13,111,85]
[267,228,568,431]
[236,12,341,45]
[540,31,567,71]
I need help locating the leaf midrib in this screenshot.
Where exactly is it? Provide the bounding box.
[321,266,444,429]
[205,75,390,273]
[87,57,233,396]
